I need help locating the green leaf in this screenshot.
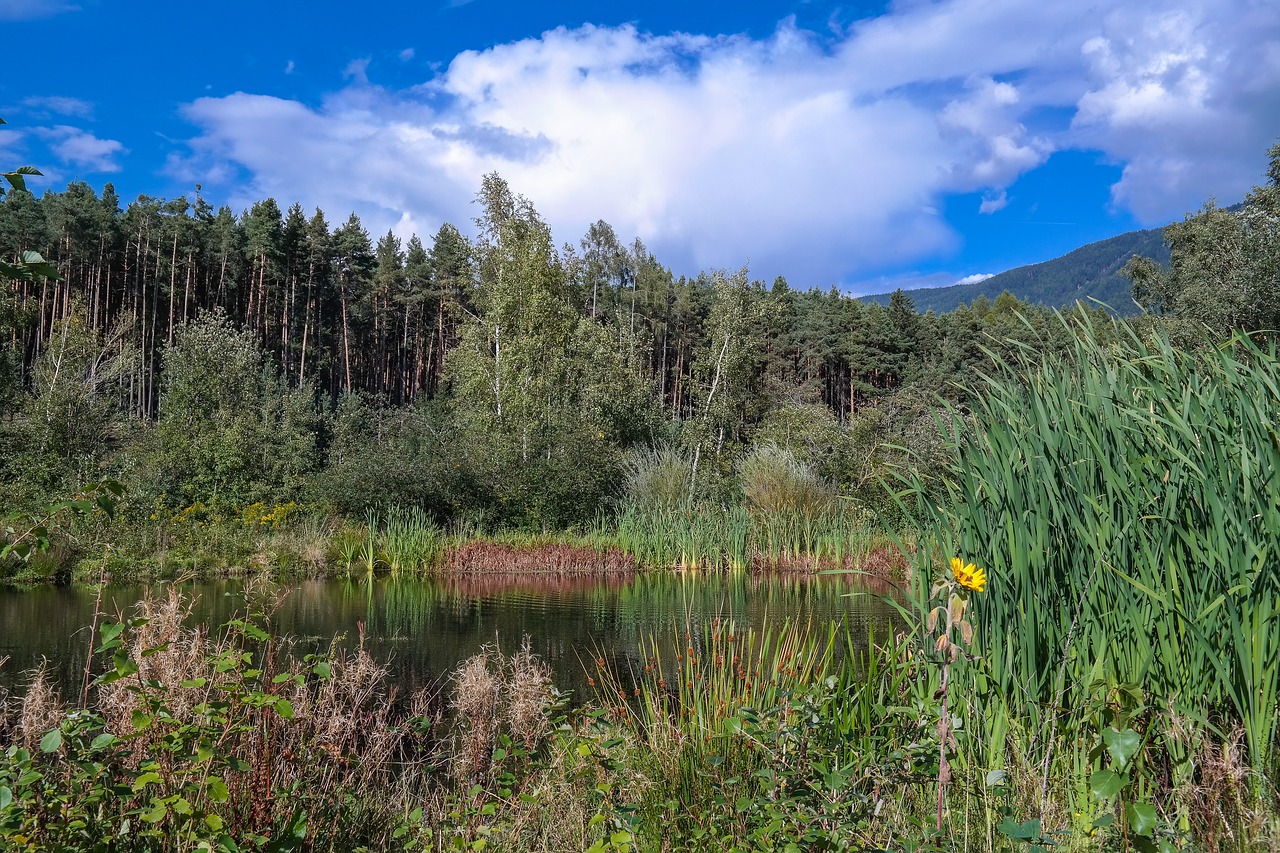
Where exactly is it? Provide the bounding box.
[0,785,12,810]
[39,728,63,753]
[1126,802,1159,837]
[133,771,163,792]
[90,733,117,752]
[99,622,126,644]
[206,777,229,803]
[1089,769,1128,800]
[113,649,139,679]
[1103,727,1142,769]
[205,814,225,832]
[984,768,1007,787]
[997,817,1041,840]
[274,698,294,719]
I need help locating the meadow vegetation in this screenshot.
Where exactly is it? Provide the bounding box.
[4,128,1280,848]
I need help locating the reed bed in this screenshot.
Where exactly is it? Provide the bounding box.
[441,541,637,575]
[906,318,1280,813]
[612,503,887,574]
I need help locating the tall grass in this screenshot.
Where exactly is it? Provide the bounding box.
[381,506,445,573]
[613,503,882,572]
[909,318,1280,780]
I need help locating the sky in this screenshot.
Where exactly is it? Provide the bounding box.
[2,0,1279,296]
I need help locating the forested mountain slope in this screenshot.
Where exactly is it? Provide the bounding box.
[864,226,1171,314]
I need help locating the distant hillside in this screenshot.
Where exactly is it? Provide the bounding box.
[864,227,1171,314]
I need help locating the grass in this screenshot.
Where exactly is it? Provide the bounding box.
[4,582,1278,851]
[893,316,1280,843]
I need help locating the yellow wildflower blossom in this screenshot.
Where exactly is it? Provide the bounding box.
[950,557,987,593]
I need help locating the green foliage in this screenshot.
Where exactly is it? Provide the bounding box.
[0,593,427,851]
[0,480,122,575]
[444,175,657,528]
[619,445,693,512]
[907,314,1280,783]
[738,443,833,519]
[150,310,319,508]
[1128,142,1280,340]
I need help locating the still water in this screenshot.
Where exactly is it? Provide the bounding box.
[0,572,897,702]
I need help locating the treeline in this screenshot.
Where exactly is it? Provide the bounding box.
[0,177,1097,416]
[0,169,1117,529]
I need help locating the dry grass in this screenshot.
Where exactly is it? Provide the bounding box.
[17,666,63,751]
[450,639,555,782]
[453,651,501,783]
[443,541,637,575]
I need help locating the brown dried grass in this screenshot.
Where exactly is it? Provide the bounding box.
[450,640,554,782]
[17,667,63,751]
[443,541,637,576]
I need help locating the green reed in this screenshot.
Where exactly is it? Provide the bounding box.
[380,506,445,573]
[908,317,1280,779]
[613,502,878,572]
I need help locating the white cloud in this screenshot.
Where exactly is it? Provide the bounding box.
[399,48,415,62]
[1071,3,1280,219]
[956,273,996,285]
[169,0,1280,284]
[21,96,94,118]
[344,58,371,84]
[285,60,296,75]
[0,0,77,20]
[979,190,1008,214]
[0,128,24,158]
[35,126,127,172]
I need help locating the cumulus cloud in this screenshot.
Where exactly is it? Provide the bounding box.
[1071,3,1280,219]
[35,126,126,172]
[956,273,996,285]
[169,0,1280,285]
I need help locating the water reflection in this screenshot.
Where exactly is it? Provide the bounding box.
[0,572,897,702]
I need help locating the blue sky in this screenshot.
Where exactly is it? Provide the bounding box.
[3,0,1279,295]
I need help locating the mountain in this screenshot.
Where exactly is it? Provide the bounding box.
[862,226,1171,314]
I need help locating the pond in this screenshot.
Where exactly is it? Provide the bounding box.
[0,572,899,704]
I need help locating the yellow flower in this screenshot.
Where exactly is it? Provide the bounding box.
[950,557,987,593]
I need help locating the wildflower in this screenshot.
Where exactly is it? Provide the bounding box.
[950,557,987,593]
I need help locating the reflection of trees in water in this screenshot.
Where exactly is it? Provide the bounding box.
[1,573,897,704]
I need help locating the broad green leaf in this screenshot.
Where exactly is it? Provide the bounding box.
[1089,768,1128,800]
[132,771,162,792]
[206,777,229,802]
[39,728,63,753]
[1103,727,1142,769]
[1126,802,1159,837]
